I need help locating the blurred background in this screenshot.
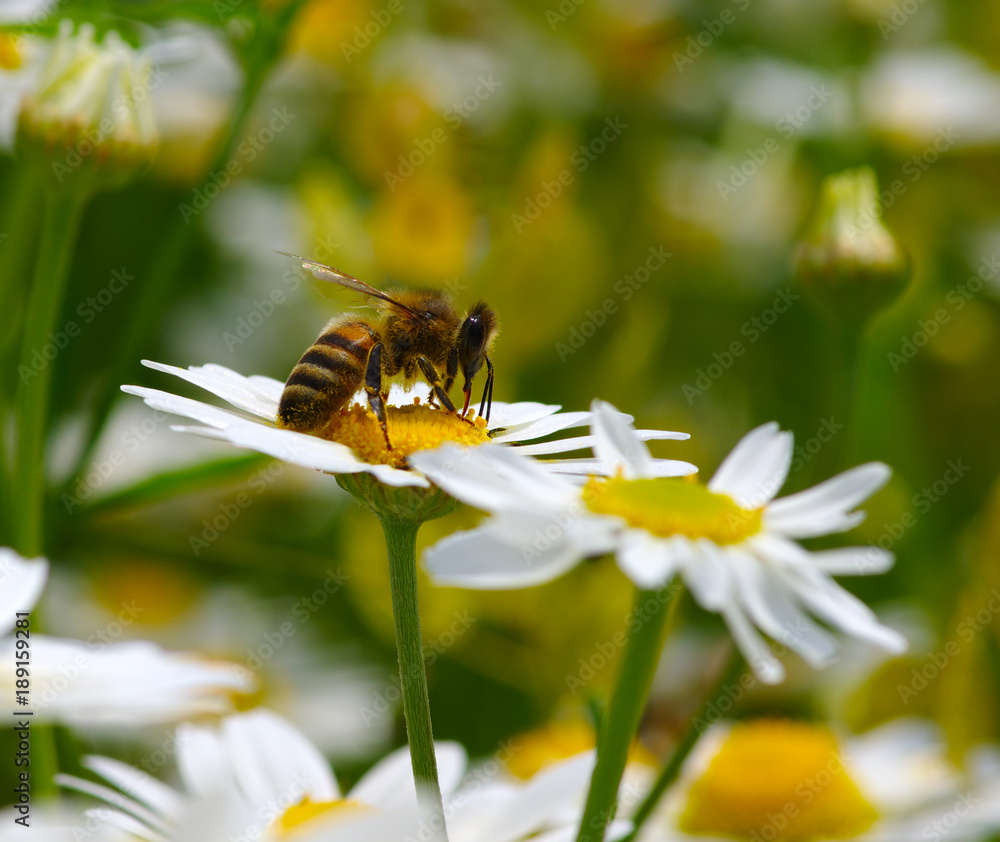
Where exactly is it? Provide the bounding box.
[2,0,1000,794]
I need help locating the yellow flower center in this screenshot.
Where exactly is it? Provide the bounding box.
[276,798,372,837]
[321,402,489,468]
[679,720,878,841]
[506,720,656,780]
[0,33,22,69]
[583,476,762,543]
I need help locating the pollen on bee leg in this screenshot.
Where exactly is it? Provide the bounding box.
[320,402,489,468]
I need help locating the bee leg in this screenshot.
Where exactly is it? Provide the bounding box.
[364,343,392,450]
[417,356,470,423]
[477,355,494,422]
[444,347,459,404]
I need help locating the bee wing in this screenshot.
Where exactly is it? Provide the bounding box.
[279,252,417,316]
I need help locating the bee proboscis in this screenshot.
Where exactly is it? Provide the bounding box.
[276,254,499,449]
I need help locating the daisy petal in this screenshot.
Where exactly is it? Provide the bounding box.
[176,723,230,798]
[726,549,838,668]
[708,423,792,509]
[590,400,654,478]
[765,462,891,538]
[721,604,785,684]
[616,530,681,590]
[83,806,167,841]
[223,709,338,804]
[350,742,466,810]
[0,549,47,636]
[125,381,426,486]
[543,458,698,478]
[82,755,183,818]
[490,411,591,443]
[780,565,908,654]
[140,361,280,420]
[492,752,596,842]
[410,444,577,511]
[513,429,688,457]
[56,774,167,833]
[810,546,895,575]
[422,527,584,589]
[488,401,564,430]
[681,539,734,611]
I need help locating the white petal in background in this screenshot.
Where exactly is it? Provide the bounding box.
[0,636,251,727]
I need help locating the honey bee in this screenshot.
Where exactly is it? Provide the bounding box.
[276,254,499,449]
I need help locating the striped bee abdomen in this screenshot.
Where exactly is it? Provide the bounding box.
[277,317,377,432]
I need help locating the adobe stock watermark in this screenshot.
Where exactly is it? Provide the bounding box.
[384,74,503,190]
[565,580,683,695]
[877,0,931,40]
[555,245,671,361]
[52,67,169,182]
[179,106,296,223]
[744,750,852,842]
[854,457,969,575]
[511,117,628,233]
[790,417,843,473]
[19,268,134,387]
[340,0,411,62]
[359,610,476,725]
[34,601,146,711]
[682,287,799,403]
[404,739,520,842]
[845,127,960,239]
[545,0,588,29]
[188,462,286,556]
[897,588,999,706]
[887,253,999,372]
[244,567,351,672]
[672,0,751,72]
[922,792,981,841]
[62,406,170,513]
[717,84,834,201]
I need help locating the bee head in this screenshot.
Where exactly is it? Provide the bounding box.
[457,301,499,381]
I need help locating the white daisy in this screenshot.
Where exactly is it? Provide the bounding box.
[635,718,1000,842]
[122,360,694,489]
[61,708,605,842]
[0,547,252,726]
[410,400,907,684]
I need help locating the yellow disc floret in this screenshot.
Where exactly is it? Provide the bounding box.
[321,402,489,468]
[276,798,372,837]
[679,720,878,840]
[506,719,657,780]
[583,476,762,544]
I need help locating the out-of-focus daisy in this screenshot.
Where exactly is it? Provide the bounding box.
[635,718,1000,842]
[0,548,251,726]
[17,20,158,189]
[370,174,475,283]
[45,570,394,761]
[861,47,1000,148]
[122,361,693,489]
[411,401,906,683]
[62,708,604,842]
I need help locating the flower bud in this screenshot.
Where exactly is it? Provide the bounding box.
[793,167,911,322]
[17,21,158,191]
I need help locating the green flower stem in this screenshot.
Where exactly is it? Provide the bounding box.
[379,514,448,839]
[69,0,309,484]
[576,585,679,842]
[813,319,866,483]
[13,188,87,557]
[621,648,746,841]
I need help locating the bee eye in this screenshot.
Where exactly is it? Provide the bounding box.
[463,316,486,355]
